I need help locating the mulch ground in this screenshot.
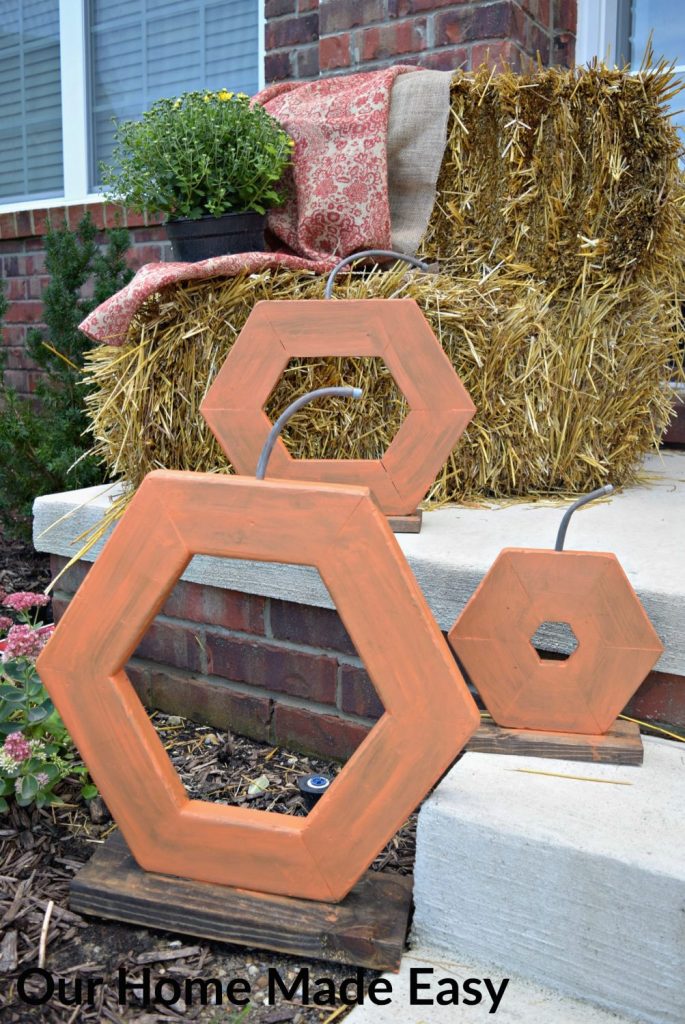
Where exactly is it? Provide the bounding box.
[0,529,415,1023]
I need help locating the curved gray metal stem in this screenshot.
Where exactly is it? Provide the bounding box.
[256,387,363,480]
[324,249,431,299]
[554,484,614,551]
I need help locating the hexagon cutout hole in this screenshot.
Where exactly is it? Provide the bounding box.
[264,356,408,460]
[129,558,384,820]
[529,620,579,662]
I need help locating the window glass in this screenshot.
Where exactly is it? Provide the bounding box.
[0,0,63,202]
[87,0,260,190]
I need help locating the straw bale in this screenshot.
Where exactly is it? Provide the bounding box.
[83,62,685,530]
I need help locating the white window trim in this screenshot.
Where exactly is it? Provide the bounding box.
[0,0,266,217]
[577,0,685,71]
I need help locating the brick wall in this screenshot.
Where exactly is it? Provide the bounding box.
[50,555,385,761]
[50,555,685,763]
[0,204,170,400]
[266,0,577,82]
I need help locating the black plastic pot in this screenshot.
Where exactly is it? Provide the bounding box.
[165,211,266,261]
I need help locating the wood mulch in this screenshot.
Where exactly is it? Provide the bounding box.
[0,711,416,1023]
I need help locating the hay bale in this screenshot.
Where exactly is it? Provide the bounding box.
[84,62,685,524]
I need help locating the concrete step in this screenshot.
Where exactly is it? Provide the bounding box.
[412,737,684,1024]
[346,948,636,1023]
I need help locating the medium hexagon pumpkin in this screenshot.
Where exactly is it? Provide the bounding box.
[200,298,475,516]
[37,471,480,901]
[448,548,663,734]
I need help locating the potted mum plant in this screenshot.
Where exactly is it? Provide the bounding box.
[101,89,295,261]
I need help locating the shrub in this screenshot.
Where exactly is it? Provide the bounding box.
[0,212,132,539]
[101,89,295,220]
[0,592,93,812]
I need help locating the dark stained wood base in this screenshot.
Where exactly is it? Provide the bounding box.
[466,717,643,765]
[70,832,413,972]
[387,509,422,534]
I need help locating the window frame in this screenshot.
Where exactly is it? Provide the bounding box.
[576,0,685,71]
[0,0,265,216]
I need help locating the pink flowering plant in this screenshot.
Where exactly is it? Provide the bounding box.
[0,591,95,812]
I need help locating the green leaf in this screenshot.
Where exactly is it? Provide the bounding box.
[0,684,24,703]
[0,797,8,814]
[0,778,14,796]
[28,705,50,724]
[18,775,38,801]
[81,783,98,800]
[1,663,26,683]
[25,677,45,699]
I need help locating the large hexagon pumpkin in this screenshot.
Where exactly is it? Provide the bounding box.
[37,471,480,901]
[200,299,475,516]
[448,548,663,734]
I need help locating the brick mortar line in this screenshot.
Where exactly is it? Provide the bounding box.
[129,656,379,727]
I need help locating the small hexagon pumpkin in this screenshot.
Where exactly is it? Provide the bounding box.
[200,298,475,516]
[448,547,663,734]
[37,471,480,901]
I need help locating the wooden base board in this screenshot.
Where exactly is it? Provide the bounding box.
[466,718,643,765]
[70,831,413,972]
[387,509,422,534]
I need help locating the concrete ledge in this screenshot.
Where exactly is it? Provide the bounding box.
[33,452,685,674]
[412,737,685,1024]
[346,948,638,1024]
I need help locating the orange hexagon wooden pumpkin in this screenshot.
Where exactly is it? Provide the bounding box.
[448,547,663,734]
[200,298,475,516]
[37,471,480,901]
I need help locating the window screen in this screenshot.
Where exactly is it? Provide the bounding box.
[0,0,63,202]
[87,0,260,190]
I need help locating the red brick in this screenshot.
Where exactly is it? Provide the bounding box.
[553,0,576,32]
[129,244,164,269]
[266,50,295,80]
[472,39,524,70]
[124,208,146,229]
[4,301,44,324]
[273,705,369,761]
[27,276,49,299]
[320,0,383,34]
[129,226,167,243]
[319,33,350,69]
[266,12,319,49]
[14,211,32,238]
[524,18,551,60]
[435,1,514,46]
[269,599,356,655]
[297,41,321,77]
[266,0,296,16]
[205,633,337,704]
[0,213,17,239]
[147,667,273,740]
[103,204,125,229]
[5,346,36,370]
[50,556,93,594]
[552,31,574,66]
[24,237,46,251]
[5,278,27,300]
[520,0,551,26]
[66,205,88,231]
[162,579,265,635]
[389,0,468,13]
[51,595,69,624]
[338,664,384,719]
[298,0,319,10]
[85,203,108,230]
[3,369,32,393]
[0,239,23,254]
[25,254,46,274]
[422,46,469,70]
[125,660,150,704]
[135,620,204,672]
[361,19,428,61]
[625,670,685,729]
[2,325,27,345]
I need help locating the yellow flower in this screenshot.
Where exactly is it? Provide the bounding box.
[287,138,296,147]
[203,93,211,103]
[237,92,249,100]
[217,89,234,102]
[173,98,181,108]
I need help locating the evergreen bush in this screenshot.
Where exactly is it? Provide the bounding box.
[0,213,132,539]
